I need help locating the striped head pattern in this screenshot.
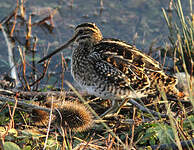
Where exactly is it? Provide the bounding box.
[74,23,103,44]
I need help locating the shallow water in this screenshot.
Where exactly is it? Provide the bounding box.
[0,0,191,88]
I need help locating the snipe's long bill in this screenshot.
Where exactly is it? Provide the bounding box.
[38,22,184,117]
[38,34,77,63]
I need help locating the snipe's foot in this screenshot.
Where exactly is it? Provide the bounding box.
[100,98,129,118]
[100,99,119,118]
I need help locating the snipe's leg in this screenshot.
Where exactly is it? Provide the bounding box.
[100,99,119,117]
[115,98,129,115]
[100,98,130,118]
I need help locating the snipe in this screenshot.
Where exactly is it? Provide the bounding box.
[38,23,183,117]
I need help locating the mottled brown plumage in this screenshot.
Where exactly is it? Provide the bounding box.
[38,23,183,116]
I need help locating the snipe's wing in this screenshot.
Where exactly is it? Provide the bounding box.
[89,39,177,92]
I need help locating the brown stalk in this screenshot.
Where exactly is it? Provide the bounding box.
[18,46,30,90]
[20,0,25,18]
[107,133,115,150]
[9,96,18,128]
[129,106,136,149]
[48,10,55,28]
[26,15,32,40]
[175,117,191,141]
[32,8,56,26]
[1,95,18,140]
[26,15,32,50]
[82,133,96,150]
[10,0,19,37]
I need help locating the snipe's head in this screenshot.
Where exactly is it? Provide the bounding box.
[38,23,102,63]
[74,23,103,44]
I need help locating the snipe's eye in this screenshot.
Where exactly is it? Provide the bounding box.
[78,30,84,34]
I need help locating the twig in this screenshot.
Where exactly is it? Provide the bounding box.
[128,99,168,118]
[0,96,50,113]
[18,46,30,90]
[10,1,19,37]
[0,9,15,26]
[129,106,136,149]
[1,96,18,140]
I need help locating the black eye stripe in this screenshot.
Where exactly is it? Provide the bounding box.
[76,23,96,29]
[78,29,95,34]
[77,35,91,41]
